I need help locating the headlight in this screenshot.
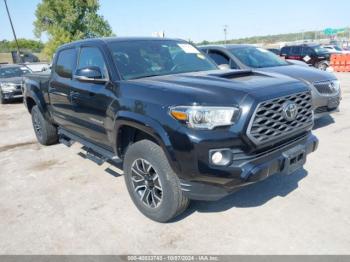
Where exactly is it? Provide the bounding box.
[331,80,340,92]
[1,83,17,92]
[170,106,239,129]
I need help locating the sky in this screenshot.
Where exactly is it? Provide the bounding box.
[1,0,349,43]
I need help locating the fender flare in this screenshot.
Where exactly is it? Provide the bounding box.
[111,111,181,174]
[24,79,52,121]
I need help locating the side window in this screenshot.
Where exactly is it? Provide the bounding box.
[307,47,316,56]
[302,47,313,56]
[77,47,108,78]
[290,46,302,56]
[208,50,230,65]
[200,48,208,54]
[55,48,76,78]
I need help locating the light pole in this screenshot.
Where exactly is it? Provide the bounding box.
[223,25,228,45]
[3,0,22,62]
[301,30,304,42]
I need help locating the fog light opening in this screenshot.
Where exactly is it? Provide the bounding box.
[210,149,232,166]
[212,151,223,165]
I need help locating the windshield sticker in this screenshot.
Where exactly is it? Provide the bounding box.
[178,44,200,54]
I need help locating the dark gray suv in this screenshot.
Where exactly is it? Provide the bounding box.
[0,64,32,104]
[199,44,341,119]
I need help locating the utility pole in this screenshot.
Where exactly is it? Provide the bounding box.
[3,0,22,62]
[223,25,228,45]
[301,30,304,42]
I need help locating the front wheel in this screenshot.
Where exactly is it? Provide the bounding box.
[123,140,190,222]
[31,105,59,145]
[0,91,6,104]
[317,62,328,71]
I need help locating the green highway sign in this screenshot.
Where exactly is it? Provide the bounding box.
[324,28,347,35]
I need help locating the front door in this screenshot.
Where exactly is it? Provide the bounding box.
[68,46,113,149]
[48,48,77,130]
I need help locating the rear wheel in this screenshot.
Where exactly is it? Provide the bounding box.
[31,105,58,145]
[123,140,190,222]
[317,62,328,71]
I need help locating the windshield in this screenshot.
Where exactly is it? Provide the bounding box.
[0,67,31,78]
[229,47,288,68]
[313,45,329,54]
[108,40,217,80]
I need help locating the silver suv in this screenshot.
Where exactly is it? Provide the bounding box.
[199,44,341,119]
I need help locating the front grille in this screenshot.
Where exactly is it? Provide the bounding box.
[16,85,22,90]
[247,91,313,145]
[313,81,337,95]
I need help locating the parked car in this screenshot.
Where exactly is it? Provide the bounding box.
[0,64,32,104]
[267,48,280,55]
[322,45,350,54]
[266,48,309,67]
[199,44,341,118]
[280,43,331,70]
[20,62,51,72]
[24,37,318,222]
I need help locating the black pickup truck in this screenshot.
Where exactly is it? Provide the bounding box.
[24,37,318,222]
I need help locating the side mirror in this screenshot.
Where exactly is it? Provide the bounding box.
[218,64,230,70]
[74,66,107,84]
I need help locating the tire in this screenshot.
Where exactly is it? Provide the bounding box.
[0,91,6,104]
[123,140,190,222]
[31,105,58,145]
[317,62,328,71]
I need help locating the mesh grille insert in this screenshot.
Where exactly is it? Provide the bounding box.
[247,91,313,145]
[314,81,337,95]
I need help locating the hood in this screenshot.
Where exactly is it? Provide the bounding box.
[127,70,309,106]
[0,76,24,85]
[259,65,337,84]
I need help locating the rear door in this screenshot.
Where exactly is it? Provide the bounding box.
[68,45,113,149]
[288,46,303,61]
[301,46,315,65]
[48,48,77,129]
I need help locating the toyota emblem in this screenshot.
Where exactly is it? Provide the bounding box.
[282,101,298,121]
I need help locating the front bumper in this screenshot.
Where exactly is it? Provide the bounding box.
[312,89,341,118]
[181,133,318,201]
[1,90,23,100]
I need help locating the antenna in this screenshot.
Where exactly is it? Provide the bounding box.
[3,0,22,62]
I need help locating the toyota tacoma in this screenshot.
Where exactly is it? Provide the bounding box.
[23,38,318,222]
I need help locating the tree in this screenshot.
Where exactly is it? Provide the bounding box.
[34,0,113,58]
[0,39,44,52]
[199,40,210,46]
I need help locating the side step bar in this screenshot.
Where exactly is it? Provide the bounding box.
[58,128,121,166]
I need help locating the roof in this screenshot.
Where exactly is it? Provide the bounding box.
[59,37,185,49]
[199,44,256,49]
[283,43,320,47]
